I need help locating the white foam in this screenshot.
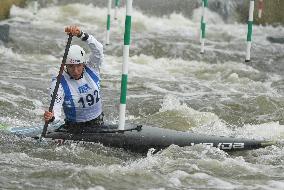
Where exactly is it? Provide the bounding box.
[85,187,106,190]
[236,122,284,140]
[194,120,284,141]
[8,2,284,50]
[159,94,223,129]
[168,170,190,187]
[265,181,284,190]
[0,46,22,60]
[192,7,224,24]
[191,172,236,189]
[102,54,278,101]
[8,4,194,35]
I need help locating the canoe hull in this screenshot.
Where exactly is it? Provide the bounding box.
[39,125,273,153]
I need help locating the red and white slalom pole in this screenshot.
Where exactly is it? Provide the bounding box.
[258,0,264,19]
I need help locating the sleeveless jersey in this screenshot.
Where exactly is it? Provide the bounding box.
[60,66,102,122]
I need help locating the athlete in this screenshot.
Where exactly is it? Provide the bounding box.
[43,26,104,131]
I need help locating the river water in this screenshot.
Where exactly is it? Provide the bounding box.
[1,0,284,189]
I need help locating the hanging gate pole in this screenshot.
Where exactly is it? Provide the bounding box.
[106,0,112,45]
[114,0,120,20]
[245,0,255,62]
[258,0,264,19]
[33,0,38,15]
[200,0,208,54]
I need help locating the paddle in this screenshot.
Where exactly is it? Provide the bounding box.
[40,34,73,140]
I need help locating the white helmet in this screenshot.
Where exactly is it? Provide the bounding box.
[66,45,86,64]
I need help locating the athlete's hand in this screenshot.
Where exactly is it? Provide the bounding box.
[65,25,81,37]
[44,111,54,122]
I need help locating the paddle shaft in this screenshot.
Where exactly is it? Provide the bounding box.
[41,34,73,138]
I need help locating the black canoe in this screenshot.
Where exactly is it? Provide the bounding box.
[10,124,274,153]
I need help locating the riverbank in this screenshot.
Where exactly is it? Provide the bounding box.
[0,0,27,20]
[256,0,284,25]
[237,0,283,25]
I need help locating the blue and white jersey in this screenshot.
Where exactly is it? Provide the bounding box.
[50,34,104,123]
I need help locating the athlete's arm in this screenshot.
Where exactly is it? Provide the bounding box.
[43,77,64,123]
[85,34,104,71]
[65,25,104,72]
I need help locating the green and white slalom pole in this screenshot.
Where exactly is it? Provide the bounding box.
[106,0,112,45]
[114,0,120,20]
[200,0,208,54]
[245,0,255,62]
[33,0,38,15]
[119,0,132,130]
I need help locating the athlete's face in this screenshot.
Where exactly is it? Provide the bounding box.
[66,64,84,80]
